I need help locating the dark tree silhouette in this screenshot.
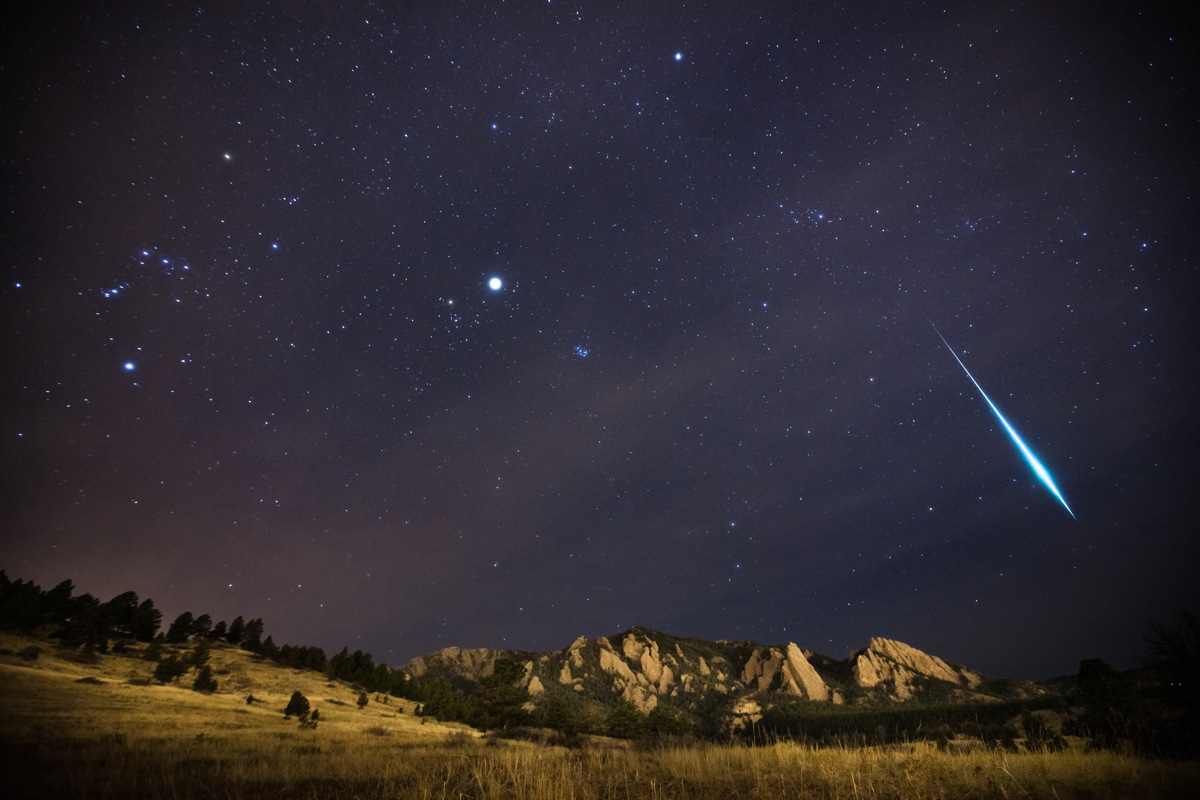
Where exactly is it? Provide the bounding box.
[285,690,311,719]
[165,612,194,643]
[226,616,245,644]
[193,665,218,693]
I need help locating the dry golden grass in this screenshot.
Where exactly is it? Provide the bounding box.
[1,631,1197,799]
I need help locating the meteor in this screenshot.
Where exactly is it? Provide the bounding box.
[931,324,1076,519]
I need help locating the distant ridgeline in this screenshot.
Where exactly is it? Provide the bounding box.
[2,570,1195,753]
[0,570,408,694]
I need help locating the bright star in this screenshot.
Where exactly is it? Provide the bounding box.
[488,276,503,291]
[674,52,683,61]
[123,362,136,371]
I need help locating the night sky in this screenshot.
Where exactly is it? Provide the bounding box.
[3,2,1197,681]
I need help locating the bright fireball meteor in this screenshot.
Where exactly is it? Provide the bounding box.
[932,323,1076,519]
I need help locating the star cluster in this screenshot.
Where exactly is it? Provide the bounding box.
[2,2,1196,678]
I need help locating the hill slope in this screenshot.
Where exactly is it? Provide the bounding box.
[0,628,472,748]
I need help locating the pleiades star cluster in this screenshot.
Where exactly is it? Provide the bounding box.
[2,1,1196,679]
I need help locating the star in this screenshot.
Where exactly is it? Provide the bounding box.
[487,276,503,291]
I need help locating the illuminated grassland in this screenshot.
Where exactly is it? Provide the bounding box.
[2,632,1197,799]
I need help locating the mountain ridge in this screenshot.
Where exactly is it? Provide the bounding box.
[404,626,1046,717]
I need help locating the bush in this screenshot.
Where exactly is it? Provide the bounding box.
[285,690,311,719]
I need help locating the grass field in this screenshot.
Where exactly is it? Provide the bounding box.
[2,631,1197,799]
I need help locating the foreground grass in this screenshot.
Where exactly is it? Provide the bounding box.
[2,632,1197,799]
[5,733,1199,800]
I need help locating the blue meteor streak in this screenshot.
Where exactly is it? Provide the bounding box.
[932,324,1076,519]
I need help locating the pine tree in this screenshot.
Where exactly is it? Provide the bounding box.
[606,699,646,739]
[189,638,212,672]
[191,613,213,639]
[226,616,245,644]
[284,690,310,719]
[143,634,167,661]
[192,665,218,693]
[240,618,264,650]
[153,654,188,683]
[131,599,162,641]
[42,579,75,622]
[165,612,194,643]
[102,591,141,638]
[357,691,369,709]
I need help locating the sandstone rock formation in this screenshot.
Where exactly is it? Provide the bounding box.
[403,627,1032,719]
[851,637,984,700]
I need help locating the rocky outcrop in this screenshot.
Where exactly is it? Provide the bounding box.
[403,627,1032,716]
[851,638,983,700]
[404,646,507,683]
[740,643,836,701]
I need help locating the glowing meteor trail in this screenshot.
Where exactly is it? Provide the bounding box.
[932,324,1076,519]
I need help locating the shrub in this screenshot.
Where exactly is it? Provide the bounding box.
[285,690,310,719]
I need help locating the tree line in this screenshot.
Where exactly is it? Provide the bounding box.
[0,570,409,696]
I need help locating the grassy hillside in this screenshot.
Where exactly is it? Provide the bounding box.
[2,629,1198,799]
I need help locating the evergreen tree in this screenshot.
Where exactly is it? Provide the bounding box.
[166,612,194,643]
[357,691,369,709]
[189,638,212,672]
[259,635,279,659]
[193,665,218,693]
[544,693,579,736]
[0,573,44,630]
[103,591,141,638]
[209,620,227,641]
[154,654,188,683]
[606,699,646,739]
[55,593,108,652]
[143,634,167,661]
[225,616,245,644]
[329,646,351,679]
[303,646,327,672]
[191,613,213,639]
[469,658,530,729]
[43,579,75,622]
[131,599,162,641]
[285,690,310,719]
[646,704,692,737]
[240,618,264,650]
